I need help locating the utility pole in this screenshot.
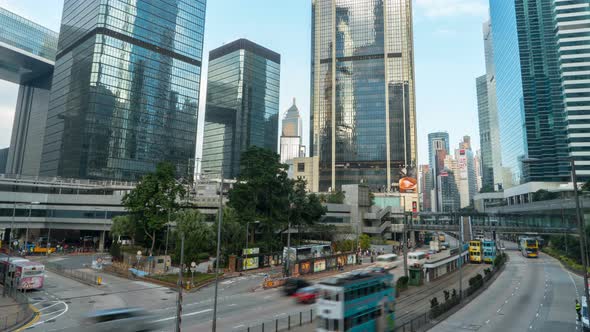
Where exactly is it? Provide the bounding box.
[175,234,184,332]
[46,224,51,257]
[165,210,171,256]
[403,213,408,278]
[286,220,291,277]
[212,176,223,332]
[571,159,590,313]
[459,214,464,300]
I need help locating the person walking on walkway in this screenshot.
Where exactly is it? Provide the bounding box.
[576,299,582,321]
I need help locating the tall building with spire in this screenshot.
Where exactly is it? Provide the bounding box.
[280,98,305,163]
[310,0,417,192]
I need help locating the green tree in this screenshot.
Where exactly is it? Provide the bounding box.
[359,234,371,250]
[174,209,215,264]
[122,162,185,255]
[110,215,137,243]
[228,147,293,248]
[532,189,559,202]
[582,180,590,192]
[319,190,346,204]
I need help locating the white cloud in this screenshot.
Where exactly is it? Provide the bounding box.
[415,0,488,18]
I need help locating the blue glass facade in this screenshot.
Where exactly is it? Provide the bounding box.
[201,39,281,179]
[489,0,569,186]
[0,7,58,62]
[311,0,417,192]
[39,0,206,181]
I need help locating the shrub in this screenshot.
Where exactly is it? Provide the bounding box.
[396,276,409,293]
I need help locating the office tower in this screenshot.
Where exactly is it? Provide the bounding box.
[419,164,431,211]
[478,20,503,190]
[310,0,417,192]
[439,156,460,213]
[489,0,569,187]
[39,0,206,181]
[455,137,476,208]
[427,132,449,211]
[0,8,58,176]
[475,150,483,192]
[280,98,305,163]
[201,39,281,179]
[0,148,8,173]
[553,0,590,181]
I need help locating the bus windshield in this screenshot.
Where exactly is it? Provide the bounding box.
[409,253,425,260]
[24,270,44,276]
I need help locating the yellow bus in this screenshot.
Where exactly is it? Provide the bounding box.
[520,238,538,258]
[469,240,482,263]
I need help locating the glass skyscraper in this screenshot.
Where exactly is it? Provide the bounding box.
[553,0,590,181]
[201,39,281,179]
[311,0,417,192]
[489,0,569,187]
[39,0,206,181]
[476,74,494,190]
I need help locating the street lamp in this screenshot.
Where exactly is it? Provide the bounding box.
[522,157,589,312]
[24,202,40,255]
[136,250,142,268]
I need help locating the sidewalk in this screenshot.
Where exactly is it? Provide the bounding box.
[0,287,36,332]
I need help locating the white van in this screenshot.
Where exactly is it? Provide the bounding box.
[375,254,399,270]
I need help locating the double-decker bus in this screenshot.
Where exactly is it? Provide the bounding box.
[316,271,395,331]
[520,238,539,258]
[0,254,45,290]
[469,240,482,263]
[482,240,496,264]
[407,251,427,268]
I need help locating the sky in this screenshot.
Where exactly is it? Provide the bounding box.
[0,0,489,165]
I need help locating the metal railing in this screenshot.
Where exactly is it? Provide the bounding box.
[1,285,34,331]
[44,261,102,286]
[233,309,315,332]
[394,311,430,332]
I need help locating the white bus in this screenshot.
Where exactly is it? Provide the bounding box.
[375,254,399,270]
[407,251,427,268]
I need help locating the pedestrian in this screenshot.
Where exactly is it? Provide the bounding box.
[576,299,582,321]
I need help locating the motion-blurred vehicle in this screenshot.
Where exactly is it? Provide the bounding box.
[283,278,311,296]
[294,286,318,304]
[82,308,162,332]
[375,254,399,270]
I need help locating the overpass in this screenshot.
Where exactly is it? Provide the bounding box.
[0,7,58,175]
[406,211,580,235]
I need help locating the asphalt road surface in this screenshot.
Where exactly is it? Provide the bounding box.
[431,244,584,332]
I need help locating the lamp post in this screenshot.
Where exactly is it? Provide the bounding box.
[24,202,40,255]
[212,175,224,332]
[523,157,589,312]
[190,261,196,287]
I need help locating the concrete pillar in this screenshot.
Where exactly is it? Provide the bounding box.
[410,231,416,248]
[99,231,105,252]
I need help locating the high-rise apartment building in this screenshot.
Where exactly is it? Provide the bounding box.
[38,0,206,181]
[201,39,281,179]
[553,0,590,181]
[280,98,305,163]
[489,0,569,187]
[310,0,417,192]
[0,8,58,176]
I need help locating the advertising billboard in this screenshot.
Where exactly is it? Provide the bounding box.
[399,177,417,193]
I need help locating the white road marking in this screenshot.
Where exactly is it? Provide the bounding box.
[39,302,62,311]
[485,320,490,324]
[153,309,213,322]
[234,325,245,328]
[30,301,69,327]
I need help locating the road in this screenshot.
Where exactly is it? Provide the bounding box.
[431,244,583,332]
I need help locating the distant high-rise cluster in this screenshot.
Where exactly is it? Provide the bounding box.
[423,134,479,212]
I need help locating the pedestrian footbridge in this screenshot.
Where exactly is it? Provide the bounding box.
[407,212,579,235]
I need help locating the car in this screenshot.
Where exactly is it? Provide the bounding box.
[82,308,163,332]
[294,286,318,304]
[283,278,311,296]
[367,266,386,274]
